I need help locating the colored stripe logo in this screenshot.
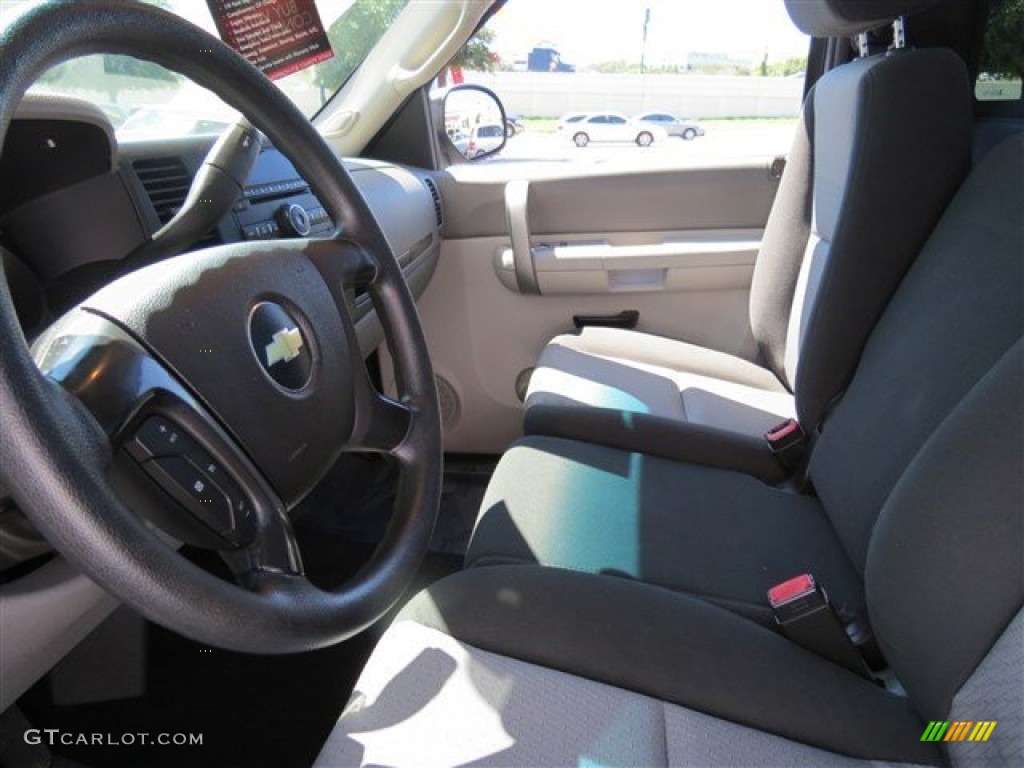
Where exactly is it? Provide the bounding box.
[921,721,997,742]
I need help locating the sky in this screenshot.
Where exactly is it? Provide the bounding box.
[487,0,809,68]
[0,0,809,70]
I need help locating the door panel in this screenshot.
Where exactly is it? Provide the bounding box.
[496,229,761,295]
[399,160,783,454]
[439,161,781,238]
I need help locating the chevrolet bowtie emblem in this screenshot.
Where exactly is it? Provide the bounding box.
[265,327,304,367]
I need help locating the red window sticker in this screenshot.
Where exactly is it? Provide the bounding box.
[206,0,334,81]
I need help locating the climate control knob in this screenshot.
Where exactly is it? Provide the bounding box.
[276,203,311,237]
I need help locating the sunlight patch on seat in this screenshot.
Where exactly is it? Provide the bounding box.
[529,366,651,413]
[528,451,644,577]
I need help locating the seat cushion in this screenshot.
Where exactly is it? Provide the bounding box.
[466,435,864,626]
[524,327,795,480]
[526,327,794,435]
[317,567,940,767]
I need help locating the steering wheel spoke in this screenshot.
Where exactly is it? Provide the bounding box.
[349,390,414,454]
[34,311,292,556]
[227,506,303,579]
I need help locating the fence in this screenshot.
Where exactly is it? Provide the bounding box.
[461,71,804,120]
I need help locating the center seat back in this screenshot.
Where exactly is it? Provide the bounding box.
[806,134,1024,575]
[865,336,1023,737]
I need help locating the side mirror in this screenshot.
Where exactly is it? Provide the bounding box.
[442,84,508,161]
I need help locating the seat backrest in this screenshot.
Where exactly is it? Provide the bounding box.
[809,134,1024,573]
[866,337,1022,759]
[810,130,1023,760]
[749,1,971,430]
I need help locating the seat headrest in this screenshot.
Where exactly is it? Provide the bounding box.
[784,0,938,37]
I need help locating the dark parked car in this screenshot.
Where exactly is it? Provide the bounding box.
[505,115,524,136]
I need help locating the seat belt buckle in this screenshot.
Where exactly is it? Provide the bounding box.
[768,573,825,621]
[768,574,870,677]
[765,418,806,471]
[765,418,804,453]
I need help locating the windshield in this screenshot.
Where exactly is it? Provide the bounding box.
[1,0,411,139]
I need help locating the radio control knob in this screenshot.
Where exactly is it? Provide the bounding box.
[276,203,311,237]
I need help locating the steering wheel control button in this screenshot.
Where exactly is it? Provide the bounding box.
[184,445,255,540]
[249,302,313,391]
[145,455,235,535]
[277,203,311,237]
[127,416,195,461]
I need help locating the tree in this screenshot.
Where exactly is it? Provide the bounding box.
[102,57,178,83]
[979,0,1023,79]
[763,56,807,77]
[452,28,497,72]
[37,0,180,102]
[312,0,497,101]
[313,0,407,101]
[593,60,680,75]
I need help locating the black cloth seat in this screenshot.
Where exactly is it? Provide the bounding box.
[319,329,1023,767]
[321,566,942,766]
[467,435,865,626]
[467,134,1024,627]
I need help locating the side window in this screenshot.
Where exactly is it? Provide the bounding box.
[441,0,808,166]
[974,0,1022,102]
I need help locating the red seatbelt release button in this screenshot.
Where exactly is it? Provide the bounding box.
[769,573,829,624]
[768,573,817,607]
[765,418,804,453]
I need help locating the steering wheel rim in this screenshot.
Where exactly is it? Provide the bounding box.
[0,1,442,652]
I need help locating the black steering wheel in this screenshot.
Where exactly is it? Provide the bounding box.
[0,1,442,653]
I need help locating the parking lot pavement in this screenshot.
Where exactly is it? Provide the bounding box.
[492,120,798,166]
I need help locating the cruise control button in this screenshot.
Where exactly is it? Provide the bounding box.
[181,445,255,542]
[146,455,234,535]
[186,444,224,482]
[127,416,194,461]
[212,470,255,538]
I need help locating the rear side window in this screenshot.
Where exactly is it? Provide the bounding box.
[975,0,1022,102]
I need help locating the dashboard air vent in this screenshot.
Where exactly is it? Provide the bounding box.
[132,156,221,248]
[422,176,443,228]
[132,157,192,225]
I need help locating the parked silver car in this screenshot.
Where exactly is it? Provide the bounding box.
[563,112,667,147]
[635,111,705,140]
